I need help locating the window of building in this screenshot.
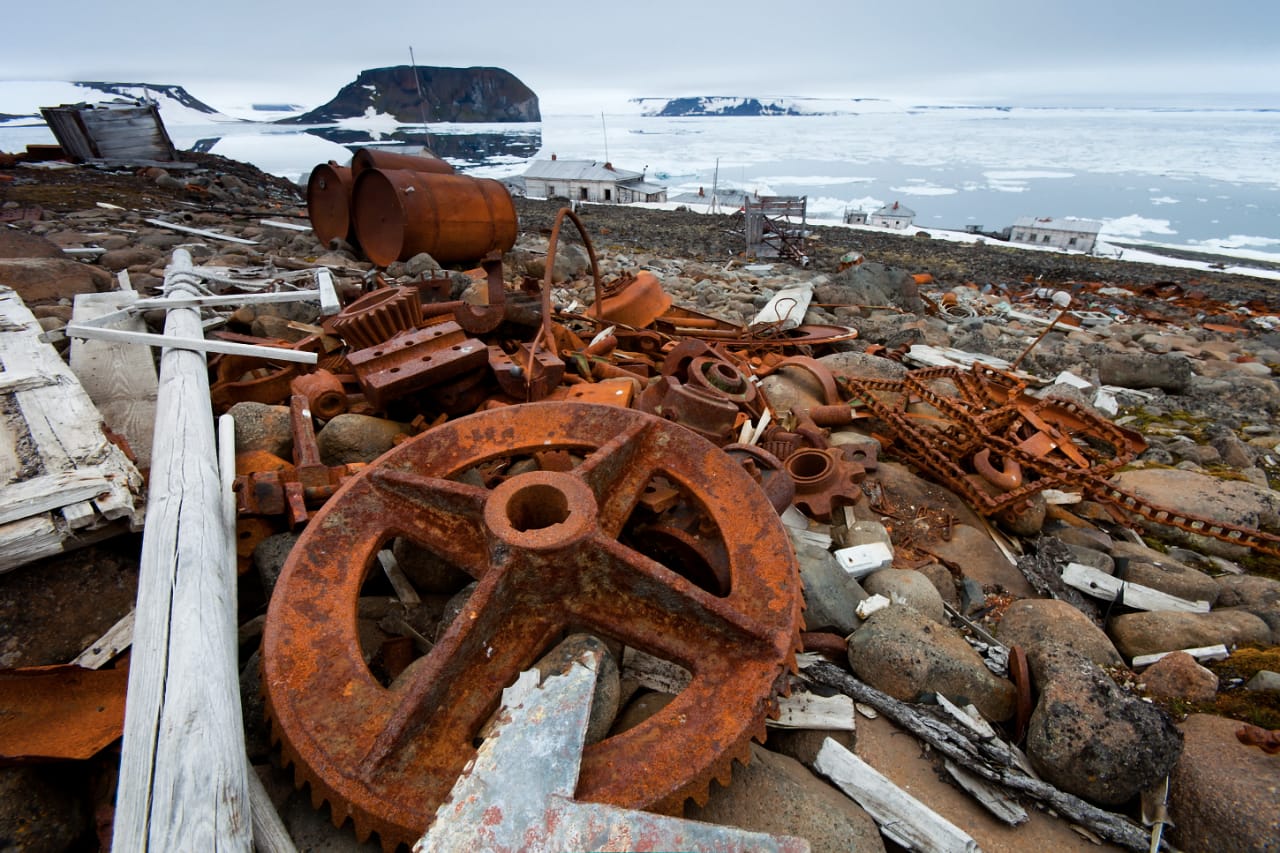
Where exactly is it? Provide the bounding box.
[1068,237,1077,246]
[1042,234,1050,243]
[548,185,555,196]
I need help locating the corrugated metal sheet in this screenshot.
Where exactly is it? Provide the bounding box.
[523,159,642,182]
[1012,216,1101,234]
[39,102,177,163]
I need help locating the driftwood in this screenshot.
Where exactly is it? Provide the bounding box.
[802,659,1161,853]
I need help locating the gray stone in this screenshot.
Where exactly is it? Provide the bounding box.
[849,605,1016,721]
[391,536,472,595]
[766,727,856,768]
[0,230,63,259]
[1109,541,1220,605]
[316,413,411,465]
[99,247,161,272]
[228,401,292,458]
[1063,542,1115,574]
[791,531,865,635]
[240,649,271,760]
[1169,714,1280,853]
[1109,610,1273,660]
[862,568,946,624]
[685,743,885,853]
[760,368,825,415]
[252,532,298,598]
[534,634,620,746]
[1053,525,1114,553]
[1098,351,1193,393]
[404,252,441,276]
[611,691,677,735]
[816,350,911,383]
[915,561,961,608]
[925,522,1035,597]
[998,598,1123,674]
[1213,574,1280,608]
[1245,670,1280,692]
[1027,647,1182,806]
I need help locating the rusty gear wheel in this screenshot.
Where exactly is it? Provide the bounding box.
[263,402,804,850]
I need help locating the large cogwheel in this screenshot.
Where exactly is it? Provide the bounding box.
[263,402,804,850]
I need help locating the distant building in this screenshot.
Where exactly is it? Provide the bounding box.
[522,157,667,204]
[1010,217,1102,253]
[843,208,868,225]
[869,201,915,230]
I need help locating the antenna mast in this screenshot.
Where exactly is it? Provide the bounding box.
[408,46,434,154]
[601,112,609,163]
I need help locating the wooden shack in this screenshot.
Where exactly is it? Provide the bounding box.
[39,101,178,163]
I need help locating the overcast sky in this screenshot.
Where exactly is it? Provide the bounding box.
[4,0,1278,110]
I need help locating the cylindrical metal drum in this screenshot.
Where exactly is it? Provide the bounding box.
[306,161,355,247]
[351,147,456,179]
[352,168,517,267]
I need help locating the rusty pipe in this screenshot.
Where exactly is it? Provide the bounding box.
[352,168,517,267]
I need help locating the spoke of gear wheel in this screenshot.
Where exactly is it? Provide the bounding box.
[262,402,805,850]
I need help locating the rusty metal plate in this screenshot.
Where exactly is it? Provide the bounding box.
[263,402,804,849]
[347,321,487,409]
[0,665,128,762]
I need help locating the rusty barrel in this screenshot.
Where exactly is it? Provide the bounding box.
[351,147,456,179]
[352,168,517,267]
[306,161,355,247]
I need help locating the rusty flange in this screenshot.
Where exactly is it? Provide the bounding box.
[786,447,865,522]
[635,375,740,445]
[262,403,804,850]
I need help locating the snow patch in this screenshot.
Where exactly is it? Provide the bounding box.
[1099,215,1177,238]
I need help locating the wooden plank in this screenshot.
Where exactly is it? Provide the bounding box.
[621,647,692,695]
[943,760,1029,827]
[143,218,258,245]
[61,501,97,530]
[1131,645,1230,669]
[72,610,135,669]
[769,688,857,731]
[0,515,65,573]
[0,371,54,393]
[65,323,319,364]
[113,249,250,851]
[814,738,981,853]
[1060,562,1210,613]
[248,768,298,853]
[378,551,421,605]
[751,282,813,331]
[70,291,159,469]
[0,467,127,526]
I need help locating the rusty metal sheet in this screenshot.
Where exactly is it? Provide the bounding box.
[347,321,487,409]
[0,665,127,762]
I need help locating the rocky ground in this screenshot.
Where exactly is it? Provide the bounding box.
[2,153,1279,852]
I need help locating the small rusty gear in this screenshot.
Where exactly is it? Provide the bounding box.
[329,286,423,350]
[263,402,804,850]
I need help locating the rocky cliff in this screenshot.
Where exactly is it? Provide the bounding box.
[287,66,539,124]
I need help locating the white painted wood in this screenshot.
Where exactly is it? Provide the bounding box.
[117,269,134,292]
[0,370,53,393]
[378,550,421,605]
[769,689,857,731]
[113,249,251,851]
[144,218,258,244]
[0,467,134,526]
[944,760,1028,827]
[1131,645,1230,669]
[64,323,319,364]
[316,268,340,316]
[814,738,981,853]
[1060,562,1210,613]
[752,282,813,331]
[72,610,136,669]
[247,768,298,853]
[0,514,65,571]
[71,291,159,469]
[133,289,326,311]
[259,218,312,232]
[61,501,97,529]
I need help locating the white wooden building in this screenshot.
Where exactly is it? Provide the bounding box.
[869,201,915,230]
[522,158,667,204]
[1010,217,1102,253]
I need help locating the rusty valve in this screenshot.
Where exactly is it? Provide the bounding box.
[262,403,804,850]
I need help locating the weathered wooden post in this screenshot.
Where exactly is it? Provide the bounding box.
[113,249,251,849]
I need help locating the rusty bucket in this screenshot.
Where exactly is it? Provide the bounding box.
[352,168,517,267]
[306,161,355,247]
[351,147,456,179]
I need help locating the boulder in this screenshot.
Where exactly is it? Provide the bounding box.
[997,598,1123,672]
[1109,610,1273,660]
[1097,351,1192,393]
[1213,574,1280,608]
[817,350,911,383]
[0,257,112,303]
[1140,651,1219,703]
[1027,647,1182,806]
[791,533,865,635]
[1108,541,1220,605]
[816,261,923,313]
[0,230,63,259]
[848,605,1016,721]
[685,743,885,853]
[862,569,946,624]
[228,402,293,458]
[99,247,161,272]
[924,523,1034,597]
[1169,714,1280,852]
[316,414,411,465]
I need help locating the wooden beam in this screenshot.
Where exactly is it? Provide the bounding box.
[143,218,258,245]
[72,610,136,670]
[113,249,251,851]
[1060,562,1210,613]
[64,323,318,365]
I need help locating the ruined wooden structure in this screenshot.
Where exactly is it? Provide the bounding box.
[742,195,809,264]
[40,101,178,164]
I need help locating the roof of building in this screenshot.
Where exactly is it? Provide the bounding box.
[872,201,915,217]
[619,179,667,195]
[523,159,643,182]
[1012,216,1102,234]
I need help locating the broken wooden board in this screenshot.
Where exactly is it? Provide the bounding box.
[1060,562,1211,613]
[751,282,813,332]
[70,291,159,469]
[0,286,144,573]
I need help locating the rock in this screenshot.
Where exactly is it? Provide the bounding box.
[251,313,312,343]
[533,634,620,746]
[1062,542,1115,574]
[685,743,885,853]
[817,350,911,383]
[1169,714,1280,853]
[1110,467,1280,558]
[915,561,961,607]
[1245,670,1280,692]
[610,691,677,735]
[848,605,1016,721]
[0,765,88,852]
[391,537,472,595]
[924,522,1034,597]
[766,727,856,768]
[404,252,441,276]
[316,414,411,465]
[997,598,1123,672]
[98,247,161,272]
[0,257,112,303]
[862,569,946,624]
[253,532,299,598]
[437,581,478,642]
[791,532,865,635]
[0,230,63,259]
[1026,646,1182,806]
[228,402,293,458]
[1108,541,1220,605]
[759,369,825,415]
[240,649,271,760]
[1141,651,1219,703]
[1053,524,1114,553]
[817,261,923,313]
[1098,351,1193,392]
[1108,610,1273,660]
[1214,574,1280,608]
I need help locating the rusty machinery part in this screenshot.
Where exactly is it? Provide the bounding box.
[842,365,1280,559]
[722,443,795,514]
[347,321,488,410]
[1007,645,1033,745]
[235,395,364,527]
[329,286,423,350]
[760,356,841,405]
[209,335,323,414]
[686,356,760,411]
[262,403,804,849]
[350,147,456,179]
[800,632,849,662]
[659,339,716,379]
[1236,724,1280,755]
[785,447,865,522]
[307,161,356,247]
[452,255,507,335]
[596,270,673,329]
[352,168,517,267]
[290,369,348,421]
[635,375,740,446]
